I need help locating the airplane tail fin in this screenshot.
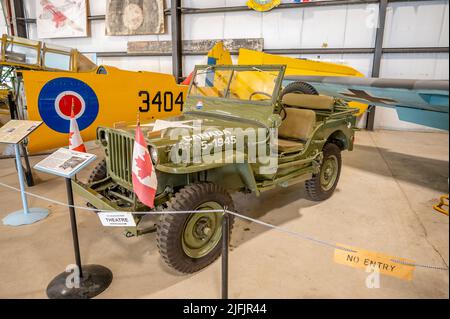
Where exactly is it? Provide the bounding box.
[182,42,233,85]
[207,42,232,66]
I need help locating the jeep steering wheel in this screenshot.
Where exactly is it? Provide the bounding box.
[249,91,272,101]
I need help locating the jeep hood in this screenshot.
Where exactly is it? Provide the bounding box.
[139,113,268,148]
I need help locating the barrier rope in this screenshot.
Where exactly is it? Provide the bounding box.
[0,180,448,271]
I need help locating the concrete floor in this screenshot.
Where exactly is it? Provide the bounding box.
[0,130,448,299]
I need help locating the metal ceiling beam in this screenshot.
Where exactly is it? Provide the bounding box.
[20,14,107,24]
[180,0,438,14]
[181,0,380,14]
[171,0,183,83]
[265,48,375,55]
[94,46,448,58]
[11,0,27,37]
[383,47,449,53]
[21,0,441,24]
[367,0,388,130]
[372,0,388,78]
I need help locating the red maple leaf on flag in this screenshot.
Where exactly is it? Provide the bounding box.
[135,153,152,180]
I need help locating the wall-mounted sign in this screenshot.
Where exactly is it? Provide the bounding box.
[106,0,165,35]
[247,0,281,12]
[36,0,88,39]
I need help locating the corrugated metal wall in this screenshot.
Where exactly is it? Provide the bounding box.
[13,0,450,130]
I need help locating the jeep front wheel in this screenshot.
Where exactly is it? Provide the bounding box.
[305,143,342,201]
[156,183,234,274]
[86,159,107,209]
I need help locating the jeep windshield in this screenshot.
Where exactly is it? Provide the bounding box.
[189,65,283,105]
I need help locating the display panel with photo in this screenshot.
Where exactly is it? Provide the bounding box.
[34,148,96,178]
[0,120,43,144]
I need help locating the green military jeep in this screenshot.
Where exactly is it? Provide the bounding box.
[73,65,357,273]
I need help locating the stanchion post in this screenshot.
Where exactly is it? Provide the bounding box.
[222,210,229,300]
[65,177,83,278]
[15,143,29,215]
[21,143,35,187]
[2,141,48,226]
[46,176,112,299]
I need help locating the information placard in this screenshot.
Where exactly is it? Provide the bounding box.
[0,120,43,144]
[98,212,136,227]
[34,148,96,178]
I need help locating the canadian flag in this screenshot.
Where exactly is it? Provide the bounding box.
[69,106,86,153]
[181,71,194,85]
[132,121,157,208]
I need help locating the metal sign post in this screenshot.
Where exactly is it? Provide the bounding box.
[0,120,48,226]
[2,143,49,226]
[45,177,112,299]
[222,212,230,299]
[34,148,112,299]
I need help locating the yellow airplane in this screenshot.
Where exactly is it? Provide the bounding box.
[0,34,186,153]
[235,48,367,116]
[22,66,186,153]
[187,43,368,115]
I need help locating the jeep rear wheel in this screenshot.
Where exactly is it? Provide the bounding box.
[157,183,235,274]
[305,143,342,201]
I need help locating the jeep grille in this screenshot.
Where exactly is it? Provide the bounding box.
[106,131,134,188]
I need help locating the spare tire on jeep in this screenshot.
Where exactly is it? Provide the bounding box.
[281,81,319,96]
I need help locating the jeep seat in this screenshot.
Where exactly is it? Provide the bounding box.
[282,93,335,110]
[278,108,316,153]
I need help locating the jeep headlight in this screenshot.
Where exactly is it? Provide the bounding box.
[149,146,159,165]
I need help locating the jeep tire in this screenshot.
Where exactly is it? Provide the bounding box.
[86,159,107,209]
[305,143,342,201]
[281,81,319,96]
[88,159,107,184]
[157,183,235,274]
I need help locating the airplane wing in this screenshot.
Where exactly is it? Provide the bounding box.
[284,76,449,130]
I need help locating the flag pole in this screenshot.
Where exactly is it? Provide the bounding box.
[71,97,75,118]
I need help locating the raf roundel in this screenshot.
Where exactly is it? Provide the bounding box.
[38,78,99,133]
